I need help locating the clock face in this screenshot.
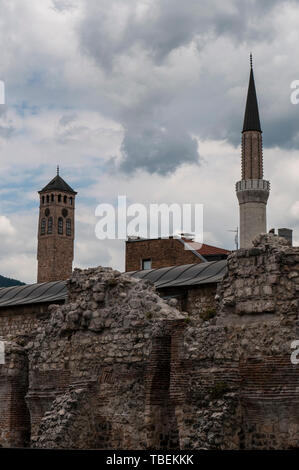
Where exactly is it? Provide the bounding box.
[62,208,68,218]
[45,208,50,217]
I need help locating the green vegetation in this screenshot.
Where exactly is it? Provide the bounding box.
[0,275,25,288]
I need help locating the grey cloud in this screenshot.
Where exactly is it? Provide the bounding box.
[79,0,283,69]
[51,0,78,12]
[77,0,295,175]
[120,125,199,175]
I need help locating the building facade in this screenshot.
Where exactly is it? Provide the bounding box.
[125,236,230,272]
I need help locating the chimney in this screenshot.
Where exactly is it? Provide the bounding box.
[278,228,293,246]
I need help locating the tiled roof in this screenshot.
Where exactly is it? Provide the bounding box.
[181,238,230,256]
[39,175,77,194]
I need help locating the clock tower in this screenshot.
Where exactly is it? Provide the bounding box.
[37,168,77,283]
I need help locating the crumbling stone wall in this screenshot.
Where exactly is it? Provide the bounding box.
[176,234,299,449]
[0,303,51,339]
[24,267,185,449]
[1,233,299,450]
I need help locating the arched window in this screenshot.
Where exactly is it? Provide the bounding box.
[70,197,73,205]
[42,196,45,204]
[46,195,49,203]
[63,195,67,203]
[66,218,71,236]
[58,217,63,235]
[47,217,53,234]
[58,194,61,203]
[41,218,46,235]
[51,194,54,202]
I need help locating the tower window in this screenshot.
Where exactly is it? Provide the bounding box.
[70,197,73,205]
[47,217,53,234]
[46,195,49,203]
[58,194,61,203]
[42,196,45,204]
[41,218,46,235]
[141,258,152,270]
[64,195,67,203]
[58,217,63,235]
[51,194,54,202]
[66,218,71,236]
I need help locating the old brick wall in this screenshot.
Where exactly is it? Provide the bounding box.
[37,189,75,283]
[0,341,30,447]
[24,267,185,449]
[0,303,52,339]
[1,233,299,450]
[125,238,201,271]
[174,234,299,449]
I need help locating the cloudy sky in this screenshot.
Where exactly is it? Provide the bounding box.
[1,0,299,283]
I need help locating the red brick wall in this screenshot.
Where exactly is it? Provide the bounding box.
[125,238,201,271]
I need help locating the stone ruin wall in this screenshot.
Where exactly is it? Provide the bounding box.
[0,303,52,339]
[0,233,299,450]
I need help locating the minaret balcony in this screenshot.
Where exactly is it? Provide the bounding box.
[236,179,270,192]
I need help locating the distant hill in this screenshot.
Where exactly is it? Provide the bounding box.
[0,275,25,288]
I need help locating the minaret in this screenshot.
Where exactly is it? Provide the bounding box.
[37,168,77,283]
[236,55,270,248]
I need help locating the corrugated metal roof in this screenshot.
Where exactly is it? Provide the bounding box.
[0,260,227,308]
[0,281,67,307]
[128,259,227,288]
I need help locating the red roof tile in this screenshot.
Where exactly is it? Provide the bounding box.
[181,238,230,256]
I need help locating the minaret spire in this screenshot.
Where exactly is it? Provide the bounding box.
[236,57,270,248]
[242,54,261,133]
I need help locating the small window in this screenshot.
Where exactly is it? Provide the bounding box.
[51,194,54,202]
[42,196,45,204]
[41,218,46,235]
[66,218,71,236]
[58,217,63,235]
[142,259,152,270]
[70,197,73,205]
[47,217,53,234]
[58,194,61,203]
[64,195,67,203]
[46,195,49,203]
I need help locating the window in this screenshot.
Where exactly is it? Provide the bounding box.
[142,259,152,270]
[46,195,49,203]
[66,218,71,236]
[64,195,67,203]
[41,218,46,235]
[42,196,45,204]
[58,194,61,203]
[58,217,63,235]
[51,194,54,202]
[47,217,53,234]
[70,197,73,205]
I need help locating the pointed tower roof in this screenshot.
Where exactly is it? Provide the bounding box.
[39,168,77,194]
[242,54,261,133]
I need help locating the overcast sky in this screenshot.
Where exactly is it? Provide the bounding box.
[1,0,299,283]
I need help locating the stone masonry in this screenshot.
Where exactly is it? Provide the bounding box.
[0,234,299,449]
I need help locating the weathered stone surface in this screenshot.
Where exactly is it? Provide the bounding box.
[1,234,299,449]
